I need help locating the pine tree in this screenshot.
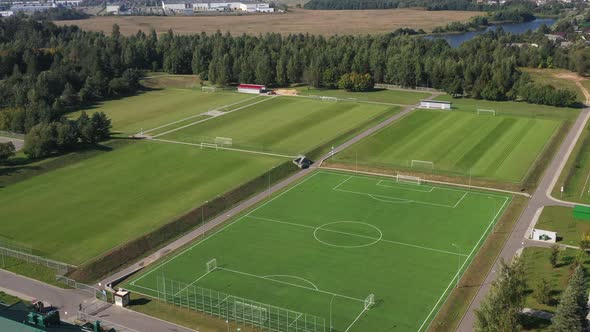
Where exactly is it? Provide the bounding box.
[569,266,588,327]
[550,244,560,268]
[534,278,552,305]
[552,284,583,332]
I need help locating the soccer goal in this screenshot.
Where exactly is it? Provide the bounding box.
[200,143,218,151]
[477,109,496,116]
[411,160,434,169]
[202,86,217,93]
[320,96,338,102]
[364,294,375,310]
[206,259,217,273]
[233,301,268,325]
[214,137,233,147]
[397,174,422,185]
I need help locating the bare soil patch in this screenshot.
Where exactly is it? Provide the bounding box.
[57,8,480,36]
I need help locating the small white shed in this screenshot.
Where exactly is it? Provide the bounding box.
[531,229,557,243]
[420,100,452,110]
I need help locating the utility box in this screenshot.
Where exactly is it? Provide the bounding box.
[114,289,130,307]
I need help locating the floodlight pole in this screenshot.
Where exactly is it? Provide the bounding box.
[451,243,460,289]
[329,294,335,331]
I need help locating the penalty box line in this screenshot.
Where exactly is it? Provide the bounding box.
[419,194,511,332]
[143,95,262,135]
[131,172,323,289]
[152,96,276,138]
[246,215,467,257]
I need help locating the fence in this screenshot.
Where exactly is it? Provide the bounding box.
[55,275,107,301]
[157,276,326,332]
[77,311,139,332]
[0,245,75,275]
[374,83,439,92]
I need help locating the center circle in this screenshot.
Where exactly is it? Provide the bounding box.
[313,221,383,248]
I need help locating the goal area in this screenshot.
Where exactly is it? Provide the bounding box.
[477,109,496,116]
[396,174,422,185]
[410,160,434,169]
[202,86,218,93]
[364,294,375,310]
[200,143,219,151]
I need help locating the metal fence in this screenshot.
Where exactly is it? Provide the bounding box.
[0,245,75,275]
[157,276,326,332]
[55,275,107,301]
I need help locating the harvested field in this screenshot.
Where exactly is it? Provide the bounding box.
[56,8,481,36]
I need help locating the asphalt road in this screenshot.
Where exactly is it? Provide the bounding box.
[456,107,590,331]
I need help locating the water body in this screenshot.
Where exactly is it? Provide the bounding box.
[426,18,556,48]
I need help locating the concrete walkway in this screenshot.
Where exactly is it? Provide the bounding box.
[0,136,24,151]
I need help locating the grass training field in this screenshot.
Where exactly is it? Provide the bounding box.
[56,8,480,36]
[553,124,590,204]
[332,109,560,183]
[125,170,510,332]
[296,87,431,105]
[0,141,283,265]
[155,96,397,156]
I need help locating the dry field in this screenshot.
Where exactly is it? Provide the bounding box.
[57,8,480,36]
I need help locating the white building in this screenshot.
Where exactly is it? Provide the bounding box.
[106,5,120,13]
[161,1,274,13]
[237,84,265,94]
[420,100,452,110]
[0,10,13,16]
[531,229,557,243]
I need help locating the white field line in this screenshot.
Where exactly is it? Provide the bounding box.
[218,266,364,303]
[320,168,526,197]
[419,196,511,332]
[376,179,435,193]
[150,138,296,159]
[174,269,213,296]
[288,313,303,327]
[152,96,276,138]
[216,294,231,308]
[247,215,467,257]
[263,275,319,290]
[131,172,322,287]
[368,195,411,204]
[580,169,590,198]
[284,94,407,107]
[143,95,261,135]
[332,176,353,190]
[344,307,369,332]
[453,192,469,208]
[333,187,466,209]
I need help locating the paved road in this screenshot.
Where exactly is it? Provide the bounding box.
[457,107,590,331]
[0,136,24,151]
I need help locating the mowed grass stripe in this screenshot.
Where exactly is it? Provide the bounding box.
[481,119,536,177]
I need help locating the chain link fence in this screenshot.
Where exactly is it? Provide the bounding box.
[0,245,75,275]
[157,276,326,332]
[55,275,107,301]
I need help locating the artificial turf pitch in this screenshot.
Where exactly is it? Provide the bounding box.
[125,170,510,332]
[333,109,560,183]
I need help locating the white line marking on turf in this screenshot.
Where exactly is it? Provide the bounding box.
[131,172,322,287]
[263,275,319,290]
[218,266,364,303]
[247,215,467,257]
[332,176,353,190]
[419,195,510,332]
[288,313,303,327]
[152,96,276,138]
[368,194,411,204]
[453,191,468,208]
[334,187,466,209]
[151,138,295,159]
[143,95,261,134]
[174,269,213,296]
[344,306,369,332]
[376,179,434,193]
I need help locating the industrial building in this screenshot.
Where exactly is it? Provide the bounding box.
[161,1,274,13]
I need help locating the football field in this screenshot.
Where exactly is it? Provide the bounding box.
[333,109,561,182]
[125,170,510,332]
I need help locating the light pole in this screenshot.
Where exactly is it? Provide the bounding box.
[451,243,460,289]
[225,320,229,332]
[329,294,335,331]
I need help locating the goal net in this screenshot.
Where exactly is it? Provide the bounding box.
[397,174,421,185]
[232,301,268,324]
[477,109,496,116]
[214,137,233,147]
[200,143,218,151]
[411,160,434,169]
[202,86,217,93]
[206,259,217,273]
[320,96,338,102]
[364,294,375,310]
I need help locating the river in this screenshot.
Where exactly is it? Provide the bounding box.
[426,18,557,48]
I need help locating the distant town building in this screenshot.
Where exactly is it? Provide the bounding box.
[161,1,274,14]
[0,10,13,16]
[2,0,81,13]
[106,5,120,13]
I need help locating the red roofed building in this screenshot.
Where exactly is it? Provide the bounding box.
[237,84,266,94]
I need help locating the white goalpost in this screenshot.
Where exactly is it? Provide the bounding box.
[396,174,422,185]
[364,294,375,310]
[410,160,434,169]
[320,96,338,102]
[233,301,269,324]
[206,258,217,273]
[214,137,233,147]
[200,143,219,151]
[202,86,218,93]
[477,109,496,116]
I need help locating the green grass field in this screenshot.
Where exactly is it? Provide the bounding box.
[0,141,283,264]
[296,87,431,105]
[156,96,398,156]
[332,109,560,182]
[71,89,257,135]
[552,124,590,204]
[125,170,510,332]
